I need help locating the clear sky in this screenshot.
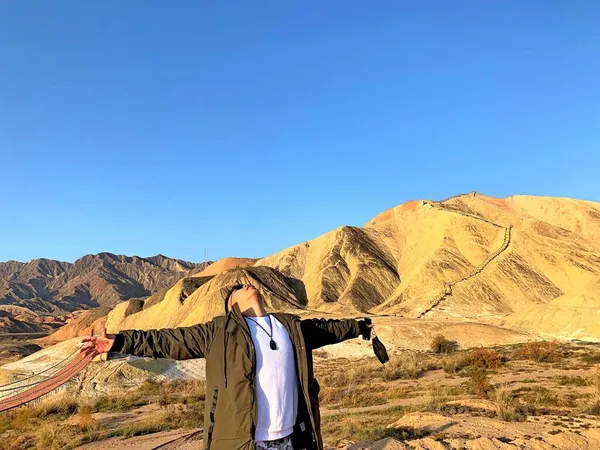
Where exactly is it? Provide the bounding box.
[1,1,598,263]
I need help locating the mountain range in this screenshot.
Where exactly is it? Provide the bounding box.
[3,192,600,343]
[105,193,600,342]
[0,254,208,333]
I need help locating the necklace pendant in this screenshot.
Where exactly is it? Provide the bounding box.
[270,339,277,350]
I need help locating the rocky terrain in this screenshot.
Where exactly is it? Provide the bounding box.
[4,339,600,450]
[0,254,209,334]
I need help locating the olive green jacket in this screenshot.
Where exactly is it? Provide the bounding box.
[110,302,368,450]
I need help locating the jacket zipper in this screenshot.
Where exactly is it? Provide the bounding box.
[249,335,257,443]
[232,308,258,445]
[294,319,320,449]
[206,387,219,449]
[271,313,320,449]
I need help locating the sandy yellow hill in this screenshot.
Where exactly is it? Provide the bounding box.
[365,193,599,321]
[97,193,600,341]
[106,266,308,332]
[195,257,258,277]
[502,291,600,340]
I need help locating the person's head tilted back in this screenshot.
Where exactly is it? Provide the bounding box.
[225,283,264,315]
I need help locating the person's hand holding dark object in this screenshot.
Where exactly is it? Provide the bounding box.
[359,317,374,340]
[361,317,389,364]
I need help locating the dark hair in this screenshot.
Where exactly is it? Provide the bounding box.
[224,289,232,314]
[224,284,244,314]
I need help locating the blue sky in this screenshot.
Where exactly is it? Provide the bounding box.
[1,1,598,263]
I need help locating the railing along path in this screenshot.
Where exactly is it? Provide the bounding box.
[0,348,94,412]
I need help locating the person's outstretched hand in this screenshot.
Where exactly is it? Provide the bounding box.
[79,328,116,357]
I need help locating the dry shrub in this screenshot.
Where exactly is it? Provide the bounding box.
[522,386,562,407]
[33,393,79,419]
[584,370,600,415]
[5,393,80,428]
[93,392,148,412]
[383,353,424,381]
[322,413,365,444]
[159,378,205,398]
[430,335,457,354]
[0,414,11,434]
[493,386,528,422]
[75,401,104,442]
[353,360,383,382]
[590,370,600,391]
[137,377,163,395]
[466,348,504,369]
[441,354,462,374]
[174,379,206,402]
[170,401,205,427]
[586,393,600,416]
[338,354,424,382]
[2,433,35,450]
[318,362,384,407]
[319,377,387,408]
[108,402,204,439]
[325,369,357,388]
[34,424,79,450]
[518,341,562,363]
[321,407,430,445]
[77,401,95,429]
[558,375,590,386]
[1,395,102,449]
[108,416,172,439]
[582,351,600,364]
[465,368,492,398]
[9,407,36,431]
[443,348,504,373]
[420,385,449,413]
[342,384,387,408]
[0,381,208,448]
[92,378,206,413]
[80,422,104,445]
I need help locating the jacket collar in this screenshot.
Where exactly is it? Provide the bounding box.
[230,301,246,326]
[229,302,301,331]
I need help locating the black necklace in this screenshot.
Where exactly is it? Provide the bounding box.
[246,315,277,350]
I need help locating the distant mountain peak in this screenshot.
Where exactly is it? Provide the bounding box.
[0,254,210,334]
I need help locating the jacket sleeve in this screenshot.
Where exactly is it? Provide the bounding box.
[300,318,368,350]
[109,321,216,360]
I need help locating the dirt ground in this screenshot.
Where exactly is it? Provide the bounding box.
[3,340,600,449]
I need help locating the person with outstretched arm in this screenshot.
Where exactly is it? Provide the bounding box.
[80,284,374,450]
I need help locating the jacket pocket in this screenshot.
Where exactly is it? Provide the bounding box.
[206,387,219,449]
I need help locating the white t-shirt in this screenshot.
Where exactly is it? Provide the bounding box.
[244,314,299,441]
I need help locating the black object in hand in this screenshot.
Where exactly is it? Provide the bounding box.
[362,317,390,364]
[362,317,372,340]
[372,336,390,364]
